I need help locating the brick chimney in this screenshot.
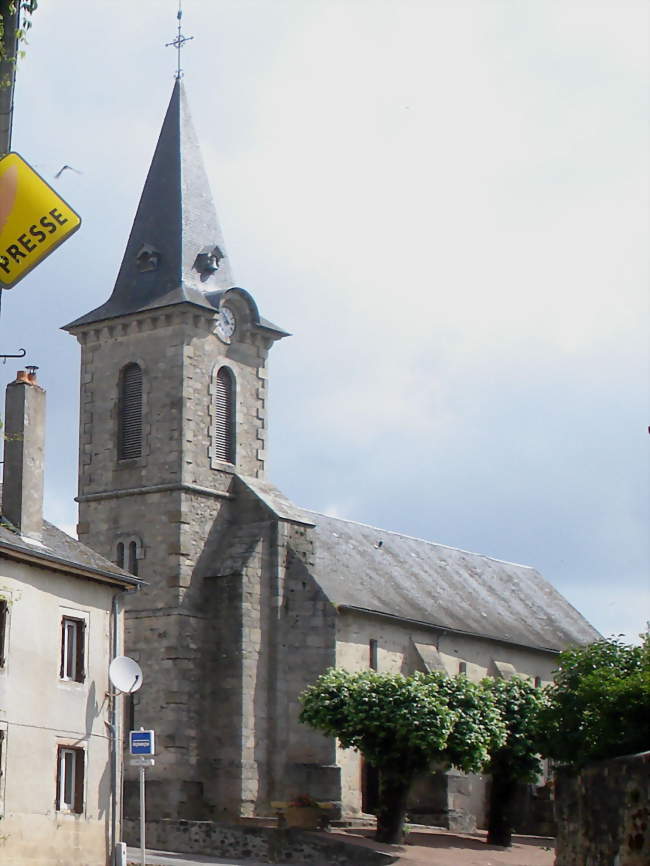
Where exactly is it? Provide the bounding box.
[2,368,45,539]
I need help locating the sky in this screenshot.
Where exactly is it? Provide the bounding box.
[3,0,648,642]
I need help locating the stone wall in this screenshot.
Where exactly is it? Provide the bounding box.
[197,483,340,819]
[271,521,339,806]
[123,819,396,865]
[71,302,276,821]
[407,771,480,832]
[555,752,650,866]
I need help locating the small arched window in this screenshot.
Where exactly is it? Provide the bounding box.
[212,366,236,464]
[128,541,138,577]
[118,363,143,459]
[115,536,142,575]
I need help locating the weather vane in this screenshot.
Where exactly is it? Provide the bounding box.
[166,0,194,80]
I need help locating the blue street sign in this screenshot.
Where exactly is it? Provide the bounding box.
[129,729,155,756]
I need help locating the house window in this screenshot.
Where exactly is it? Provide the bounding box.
[459,661,467,675]
[212,366,236,464]
[369,639,378,671]
[56,745,84,813]
[60,617,85,683]
[0,599,7,667]
[116,542,125,569]
[118,363,143,459]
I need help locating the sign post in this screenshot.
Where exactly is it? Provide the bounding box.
[129,729,155,866]
[139,763,146,866]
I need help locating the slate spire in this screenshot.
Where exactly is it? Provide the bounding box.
[65,80,233,328]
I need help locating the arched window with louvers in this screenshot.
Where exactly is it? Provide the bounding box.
[210,365,236,466]
[118,363,143,460]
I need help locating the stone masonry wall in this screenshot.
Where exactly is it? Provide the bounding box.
[74,304,268,507]
[71,301,278,820]
[70,300,340,821]
[555,752,650,866]
[270,521,340,807]
[201,484,341,818]
[124,819,396,865]
[185,301,270,485]
[202,517,275,818]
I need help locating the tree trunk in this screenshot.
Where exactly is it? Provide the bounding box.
[486,761,518,847]
[375,768,413,844]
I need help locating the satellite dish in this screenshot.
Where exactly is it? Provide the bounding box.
[109,656,143,693]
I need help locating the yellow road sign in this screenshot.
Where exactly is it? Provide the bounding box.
[0,152,81,288]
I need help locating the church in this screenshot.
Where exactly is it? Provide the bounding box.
[63,80,599,830]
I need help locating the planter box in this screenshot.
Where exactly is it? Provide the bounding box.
[285,805,322,829]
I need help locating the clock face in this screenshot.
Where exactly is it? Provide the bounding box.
[215,306,236,343]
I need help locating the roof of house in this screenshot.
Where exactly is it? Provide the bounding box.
[0,518,140,588]
[241,476,600,653]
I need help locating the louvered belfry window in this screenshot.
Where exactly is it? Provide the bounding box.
[214,366,235,464]
[118,363,143,459]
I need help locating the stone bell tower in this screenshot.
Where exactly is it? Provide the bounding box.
[64,80,287,817]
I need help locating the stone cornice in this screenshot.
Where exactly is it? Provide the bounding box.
[76,481,234,503]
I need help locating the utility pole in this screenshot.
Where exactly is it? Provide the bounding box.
[0,0,21,155]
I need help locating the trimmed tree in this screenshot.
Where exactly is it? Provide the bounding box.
[433,672,506,773]
[299,668,504,843]
[536,635,650,770]
[483,677,548,847]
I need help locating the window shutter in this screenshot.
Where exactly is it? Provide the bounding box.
[0,600,7,667]
[77,620,86,683]
[73,749,85,814]
[214,367,235,463]
[59,617,65,678]
[55,746,62,810]
[119,363,143,459]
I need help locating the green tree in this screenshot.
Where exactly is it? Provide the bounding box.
[537,636,650,770]
[0,1,37,66]
[483,677,548,847]
[433,672,505,772]
[299,668,504,843]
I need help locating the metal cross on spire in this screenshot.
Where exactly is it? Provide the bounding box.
[165,0,194,80]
